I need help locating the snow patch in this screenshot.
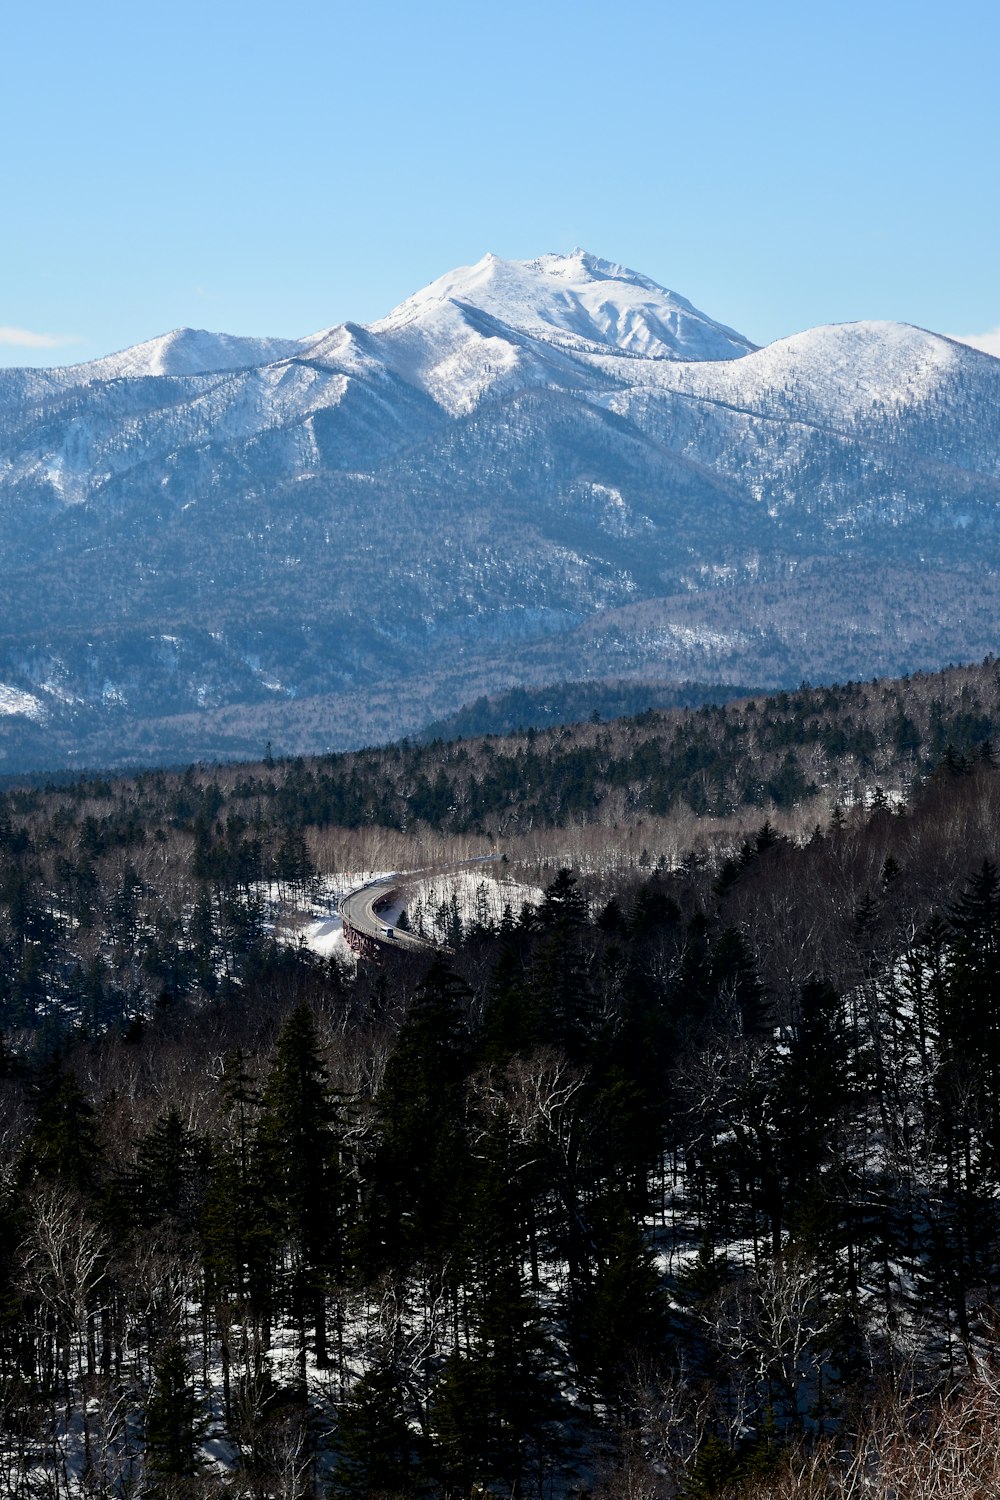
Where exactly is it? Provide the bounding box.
[0,683,45,720]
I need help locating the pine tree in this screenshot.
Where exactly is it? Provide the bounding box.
[712,926,770,1037]
[187,887,217,997]
[144,1340,207,1497]
[480,942,539,1065]
[257,1004,344,1382]
[943,859,1000,1148]
[537,867,587,930]
[203,1050,274,1313]
[431,1261,563,1497]
[332,1360,416,1498]
[778,979,850,1232]
[471,879,494,939]
[360,957,471,1276]
[531,869,595,1057]
[20,1059,98,1193]
[575,1208,665,1404]
[135,1108,207,1236]
[448,890,463,949]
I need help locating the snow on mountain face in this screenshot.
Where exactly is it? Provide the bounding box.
[78,327,304,380]
[366,249,758,363]
[657,319,963,421]
[311,297,595,418]
[0,249,755,416]
[0,684,44,722]
[1,249,999,773]
[2,252,997,495]
[297,251,758,417]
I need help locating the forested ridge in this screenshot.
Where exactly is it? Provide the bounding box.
[1,662,1000,1494]
[217,656,1000,834]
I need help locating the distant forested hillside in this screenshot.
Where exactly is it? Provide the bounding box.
[249,655,1000,836]
[419,677,757,740]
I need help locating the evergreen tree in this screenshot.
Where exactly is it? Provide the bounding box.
[144,1341,207,1497]
[202,1049,274,1313]
[943,860,1000,1151]
[332,1360,416,1498]
[20,1059,98,1194]
[712,926,770,1037]
[531,869,595,1057]
[778,979,850,1231]
[431,1261,564,1497]
[187,887,217,997]
[575,1208,666,1404]
[257,1004,344,1380]
[480,942,539,1065]
[537,867,587,930]
[135,1108,207,1237]
[447,890,463,949]
[470,879,494,939]
[360,957,471,1276]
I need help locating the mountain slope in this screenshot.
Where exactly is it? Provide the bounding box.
[0,251,998,772]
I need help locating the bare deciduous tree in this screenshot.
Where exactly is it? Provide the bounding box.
[708,1251,837,1437]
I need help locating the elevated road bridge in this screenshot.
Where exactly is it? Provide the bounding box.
[339,876,439,959]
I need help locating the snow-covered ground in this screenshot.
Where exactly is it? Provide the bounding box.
[262,873,389,964]
[265,864,546,960]
[394,865,542,936]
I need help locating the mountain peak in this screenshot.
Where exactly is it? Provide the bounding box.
[1,250,999,774]
[370,250,757,363]
[74,326,303,381]
[524,247,658,288]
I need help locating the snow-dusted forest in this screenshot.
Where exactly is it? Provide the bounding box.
[1,664,1000,1495]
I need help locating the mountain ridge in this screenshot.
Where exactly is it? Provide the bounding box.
[0,249,997,773]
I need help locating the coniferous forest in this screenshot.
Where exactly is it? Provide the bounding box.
[1,664,1000,1495]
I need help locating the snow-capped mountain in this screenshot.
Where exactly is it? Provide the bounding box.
[0,250,998,772]
[363,249,757,360]
[81,327,305,381]
[297,250,758,418]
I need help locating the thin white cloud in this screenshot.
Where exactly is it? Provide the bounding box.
[0,325,78,349]
[949,325,1000,358]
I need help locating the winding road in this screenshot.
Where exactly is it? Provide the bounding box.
[338,876,436,955]
[339,856,499,958]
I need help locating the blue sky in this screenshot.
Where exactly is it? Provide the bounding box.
[2,0,998,365]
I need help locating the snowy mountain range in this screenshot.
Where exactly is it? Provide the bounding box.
[0,250,998,771]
